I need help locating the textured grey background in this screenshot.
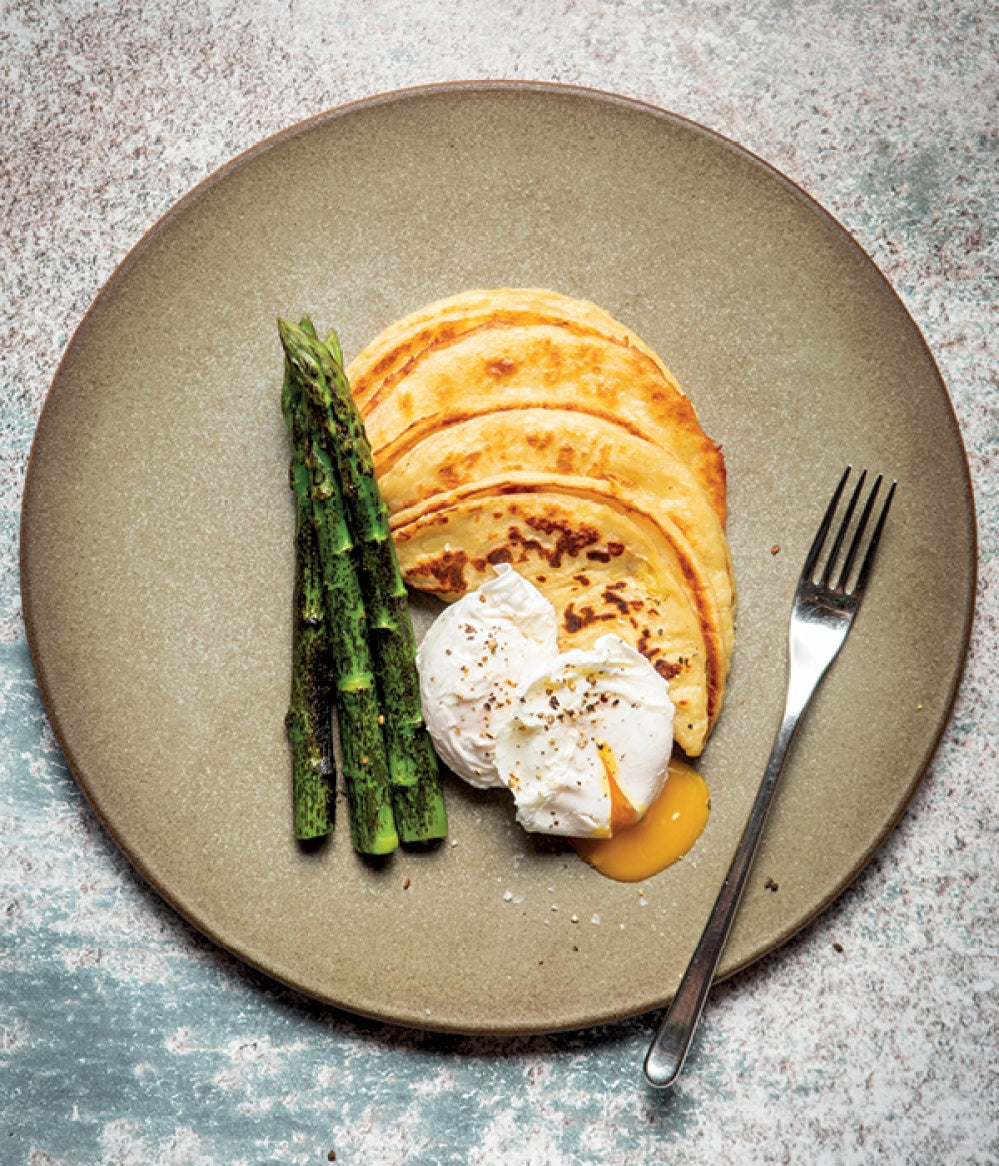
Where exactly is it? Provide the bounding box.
[2,2,996,1164]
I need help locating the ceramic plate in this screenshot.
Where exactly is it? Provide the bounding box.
[21,83,976,1033]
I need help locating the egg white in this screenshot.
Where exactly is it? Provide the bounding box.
[416,563,559,788]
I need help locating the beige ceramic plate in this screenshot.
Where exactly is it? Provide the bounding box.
[21,83,975,1033]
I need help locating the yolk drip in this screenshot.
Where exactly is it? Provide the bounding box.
[596,739,641,832]
[571,757,710,882]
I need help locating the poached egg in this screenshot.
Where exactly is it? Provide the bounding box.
[418,565,676,837]
[494,635,675,838]
[415,563,558,789]
[417,566,711,879]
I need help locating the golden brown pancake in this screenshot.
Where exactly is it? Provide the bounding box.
[347,287,679,409]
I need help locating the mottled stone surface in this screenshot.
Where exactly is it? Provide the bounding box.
[2,2,996,1164]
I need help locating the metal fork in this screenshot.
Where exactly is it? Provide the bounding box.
[644,467,897,1088]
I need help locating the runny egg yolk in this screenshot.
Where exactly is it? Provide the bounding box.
[597,739,642,833]
[571,754,710,882]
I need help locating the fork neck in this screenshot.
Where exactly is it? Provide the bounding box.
[787,615,843,720]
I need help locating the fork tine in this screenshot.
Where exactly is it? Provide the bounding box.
[820,469,868,587]
[838,473,883,587]
[802,466,852,580]
[852,478,897,596]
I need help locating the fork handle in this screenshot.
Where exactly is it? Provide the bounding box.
[644,701,805,1088]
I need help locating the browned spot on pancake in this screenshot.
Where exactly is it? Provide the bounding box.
[655,658,684,681]
[537,337,565,381]
[435,449,483,490]
[437,463,461,488]
[585,540,625,563]
[486,357,517,377]
[526,431,555,452]
[506,516,603,569]
[555,444,575,474]
[562,603,617,635]
[633,626,686,682]
[406,549,469,593]
[601,587,631,615]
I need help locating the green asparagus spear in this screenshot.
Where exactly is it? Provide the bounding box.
[308,435,398,855]
[281,318,448,844]
[280,319,399,856]
[281,364,335,841]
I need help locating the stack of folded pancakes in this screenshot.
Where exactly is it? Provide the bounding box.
[347,289,735,757]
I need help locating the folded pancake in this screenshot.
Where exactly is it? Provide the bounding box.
[346,287,680,411]
[350,303,727,526]
[378,408,735,665]
[391,493,715,756]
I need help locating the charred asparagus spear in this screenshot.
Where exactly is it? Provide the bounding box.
[281,319,399,856]
[280,318,448,844]
[281,363,335,841]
